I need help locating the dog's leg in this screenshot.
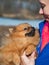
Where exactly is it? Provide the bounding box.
[25,45,36,56]
[13,53,20,65]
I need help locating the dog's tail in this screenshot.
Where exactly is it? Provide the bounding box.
[0,47,2,53]
[0,48,3,60]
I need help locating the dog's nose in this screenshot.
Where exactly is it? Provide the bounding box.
[25,27,35,37]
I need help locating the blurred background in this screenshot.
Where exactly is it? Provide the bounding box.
[0,0,43,19]
[0,0,44,27]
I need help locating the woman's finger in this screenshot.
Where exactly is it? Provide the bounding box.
[21,52,30,64]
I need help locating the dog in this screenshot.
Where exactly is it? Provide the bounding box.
[0,23,40,65]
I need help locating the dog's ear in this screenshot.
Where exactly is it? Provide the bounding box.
[9,28,13,33]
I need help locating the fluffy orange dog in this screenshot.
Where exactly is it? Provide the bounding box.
[0,23,40,65]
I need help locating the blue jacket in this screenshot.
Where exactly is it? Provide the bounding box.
[35,20,49,65]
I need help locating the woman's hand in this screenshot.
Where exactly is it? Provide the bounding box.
[21,51,36,65]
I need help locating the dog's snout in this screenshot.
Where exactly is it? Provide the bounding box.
[25,27,35,37]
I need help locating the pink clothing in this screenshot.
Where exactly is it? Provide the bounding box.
[41,21,49,51]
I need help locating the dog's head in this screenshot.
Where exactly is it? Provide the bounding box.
[9,23,40,47]
[10,23,36,37]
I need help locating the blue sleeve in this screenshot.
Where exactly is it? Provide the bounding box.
[35,43,49,65]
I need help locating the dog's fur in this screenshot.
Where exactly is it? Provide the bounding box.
[0,23,40,65]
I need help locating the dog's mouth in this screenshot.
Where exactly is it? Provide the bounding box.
[25,27,35,37]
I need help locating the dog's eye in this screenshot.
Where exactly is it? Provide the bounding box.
[24,28,27,30]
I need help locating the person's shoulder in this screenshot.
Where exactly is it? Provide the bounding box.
[39,20,45,36]
[39,20,45,26]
